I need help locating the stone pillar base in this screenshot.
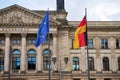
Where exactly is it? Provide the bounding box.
[3,71,8,74]
[53,70,59,73]
[36,71,42,73]
[19,71,26,74]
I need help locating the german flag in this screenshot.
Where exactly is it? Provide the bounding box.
[73,16,87,49]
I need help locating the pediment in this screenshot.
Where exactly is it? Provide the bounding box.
[0,4,60,26]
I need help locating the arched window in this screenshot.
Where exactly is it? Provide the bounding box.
[89,57,94,70]
[43,49,51,70]
[0,49,4,71]
[73,57,79,70]
[28,49,36,70]
[13,49,20,54]
[12,49,20,70]
[118,57,120,70]
[103,57,109,70]
[28,49,36,54]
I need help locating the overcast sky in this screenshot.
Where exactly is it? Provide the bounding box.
[0,0,120,21]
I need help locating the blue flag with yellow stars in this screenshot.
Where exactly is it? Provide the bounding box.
[34,12,49,47]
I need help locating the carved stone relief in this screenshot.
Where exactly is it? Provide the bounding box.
[0,10,41,25]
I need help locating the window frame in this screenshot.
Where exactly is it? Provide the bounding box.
[116,39,120,49]
[12,49,21,70]
[89,57,94,70]
[103,57,109,70]
[27,49,36,70]
[0,49,4,71]
[73,57,79,70]
[118,57,120,70]
[101,39,108,49]
[88,39,94,49]
[12,39,21,44]
[43,49,51,70]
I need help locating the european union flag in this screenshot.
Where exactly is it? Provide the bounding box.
[34,12,49,47]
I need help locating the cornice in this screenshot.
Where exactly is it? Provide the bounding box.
[88,26,120,31]
[68,21,120,27]
[58,25,72,31]
[69,21,120,32]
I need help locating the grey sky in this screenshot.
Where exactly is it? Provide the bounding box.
[0,0,120,21]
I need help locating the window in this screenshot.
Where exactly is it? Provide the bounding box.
[116,39,120,48]
[73,57,79,70]
[104,78,111,80]
[73,79,80,80]
[72,39,74,49]
[101,39,108,49]
[43,49,51,70]
[103,57,109,70]
[0,47,4,71]
[0,39,5,44]
[13,50,21,54]
[0,57,4,71]
[88,39,94,48]
[12,57,20,69]
[13,39,20,44]
[89,57,94,70]
[28,49,36,54]
[118,57,120,70]
[12,50,20,70]
[90,78,96,80]
[28,57,36,70]
[28,39,35,44]
[28,49,36,70]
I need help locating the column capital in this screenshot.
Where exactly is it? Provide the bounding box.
[21,33,27,37]
[5,33,11,37]
[52,33,57,37]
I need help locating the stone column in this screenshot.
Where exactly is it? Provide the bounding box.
[52,34,58,71]
[95,37,102,72]
[81,47,87,72]
[4,33,11,72]
[36,45,42,72]
[109,37,117,72]
[53,34,57,57]
[20,33,27,73]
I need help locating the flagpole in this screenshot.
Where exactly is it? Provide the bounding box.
[47,9,51,80]
[85,8,90,80]
[8,46,12,80]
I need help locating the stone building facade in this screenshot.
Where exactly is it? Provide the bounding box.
[0,1,120,80]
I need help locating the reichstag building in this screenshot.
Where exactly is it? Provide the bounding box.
[0,0,120,80]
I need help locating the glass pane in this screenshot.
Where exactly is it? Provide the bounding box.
[0,57,4,71]
[101,39,104,48]
[73,57,79,70]
[43,49,50,54]
[28,57,36,70]
[73,57,79,61]
[12,57,20,69]
[13,50,20,54]
[28,57,31,61]
[32,57,36,61]
[88,39,93,48]
[103,57,109,70]
[105,39,108,48]
[118,58,120,70]
[28,49,36,54]
[0,39,5,44]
